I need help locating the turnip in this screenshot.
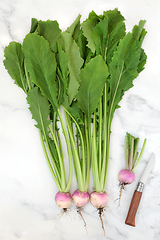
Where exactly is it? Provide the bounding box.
[90,191,108,234]
[118,169,135,185]
[55,192,72,209]
[72,190,89,227]
[117,133,147,206]
[72,190,90,208]
[90,191,109,209]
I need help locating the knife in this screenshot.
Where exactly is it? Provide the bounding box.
[125,153,155,227]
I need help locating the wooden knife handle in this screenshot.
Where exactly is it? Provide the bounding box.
[125,190,142,227]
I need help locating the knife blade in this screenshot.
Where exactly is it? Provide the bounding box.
[125,153,155,227]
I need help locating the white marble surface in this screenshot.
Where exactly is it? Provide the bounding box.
[0,0,160,239]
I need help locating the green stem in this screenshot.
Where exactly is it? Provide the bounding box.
[98,98,102,173]
[103,128,111,191]
[49,125,66,191]
[104,61,125,184]
[75,126,80,160]
[91,112,101,192]
[100,83,107,187]
[128,137,134,171]
[124,135,128,169]
[133,152,139,167]
[62,106,87,190]
[84,115,91,191]
[62,106,85,162]
[52,112,57,135]
[64,111,84,191]
[56,124,63,160]
[39,115,61,184]
[24,60,32,91]
[132,138,147,172]
[57,108,73,193]
[133,138,140,164]
[39,130,62,192]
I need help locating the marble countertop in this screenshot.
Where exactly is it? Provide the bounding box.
[0,0,160,239]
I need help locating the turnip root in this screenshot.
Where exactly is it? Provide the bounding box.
[117,133,146,206]
[90,191,109,235]
[72,190,89,229]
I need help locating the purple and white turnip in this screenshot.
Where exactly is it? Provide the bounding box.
[55,192,72,209]
[117,133,147,206]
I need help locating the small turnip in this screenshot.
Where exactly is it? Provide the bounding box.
[118,169,135,185]
[90,191,108,209]
[55,191,72,209]
[72,189,89,208]
[117,133,146,206]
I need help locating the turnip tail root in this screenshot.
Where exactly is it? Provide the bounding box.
[117,183,125,207]
[53,208,68,231]
[77,207,87,232]
[98,208,105,236]
[72,190,89,231]
[90,191,108,235]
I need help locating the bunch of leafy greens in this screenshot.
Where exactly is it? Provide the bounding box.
[3,8,147,197]
[3,19,77,193]
[74,9,147,193]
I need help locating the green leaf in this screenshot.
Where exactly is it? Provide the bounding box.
[66,14,81,42]
[103,8,125,32]
[104,22,126,64]
[56,40,83,123]
[38,20,61,52]
[132,20,147,46]
[91,18,108,57]
[132,20,147,73]
[89,10,101,19]
[27,87,51,135]
[56,42,69,105]
[77,55,109,118]
[108,33,140,118]
[81,13,100,53]
[57,42,68,85]
[22,33,58,111]
[59,32,84,105]
[3,42,28,93]
[81,8,126,64]
[77,30,92,63]
[92,8,126,64]
[30,18,39,33]
[138,48,147,73]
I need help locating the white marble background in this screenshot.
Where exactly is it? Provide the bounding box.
[0,0,160,239]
